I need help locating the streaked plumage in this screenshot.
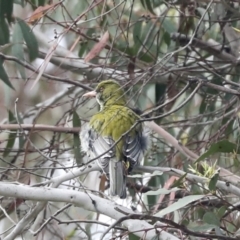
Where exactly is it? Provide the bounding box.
[80,80,147,198]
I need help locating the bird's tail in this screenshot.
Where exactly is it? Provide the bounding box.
[109,160,126,199]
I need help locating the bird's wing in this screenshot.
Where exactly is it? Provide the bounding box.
[87,127,127,198]
[86,127,114,172]
[88,128,114,157]
[123,129,148,170]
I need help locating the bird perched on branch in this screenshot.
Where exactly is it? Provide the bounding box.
[80,80,148,198]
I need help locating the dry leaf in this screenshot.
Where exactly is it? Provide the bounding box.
[28,4,55,23]
[84,31,109,62]
[99,174,107,195]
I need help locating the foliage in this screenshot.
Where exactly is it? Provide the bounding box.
[0,0,240,239]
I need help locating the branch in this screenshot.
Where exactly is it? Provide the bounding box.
[32,29,170,83]
[2,120,240,186]
[3,162,99,240]
[0,124,80,133]
[171,33,238,63]
[145,121,240,184]
[136,165,240,197]
[101,213,236,240]
[1,183,179,240]
[0,53,92,90]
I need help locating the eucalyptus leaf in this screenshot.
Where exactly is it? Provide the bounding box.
[195,140,240,163]
[0,0,13,23]
[188,221,216,232]
[0,18,10,45]
[217,206,227,219]
[38,0,45,6]
[133,19,143,48]
[129,233,139,240]
[17,19,39,61]
[152,0,163,8]
[78,42,87,57]
[203,212,220,226]
[154,195,205,217]
[145,0,155,15]
[12,21,26,80]
[208,170,219,191]
[163,18,177,34]
[0,58,14,89]
[162,31,171,47]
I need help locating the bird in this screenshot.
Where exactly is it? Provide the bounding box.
[80,80,148,198]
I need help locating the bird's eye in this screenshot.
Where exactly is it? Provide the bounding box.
[99,87,104,92]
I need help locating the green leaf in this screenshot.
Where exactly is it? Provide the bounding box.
[17,19,39,61]
[3,131,16,157]
[12,21,26,80]
[154,195,205,217]
[38,0,45,6]
[163,18,177,34]
[195,140,240,163]
[140,0,146,9]
[8,109,16,123]
[17,113,25,149]
[188,221,216,232]
[155,83,167,110]
[0,57,14,89]
[203,212,220,226]
[0,0,13,23]
[133,20,143,48]
[171,173,187,188]
[78,42,87,57]
[73,111,81,165]
[117,43,134,56]
[144,0,156,15]
[3,110,17,157]
[162,31,171,46]
[5,0,13,23]
[208,171,219,191]
[129,233,140,240]
[147,176,162,208]
[152,0,163,8]
[199,96,207,114]
[0,18,10,45]
[217,206,226,219]
[138,51,154,63]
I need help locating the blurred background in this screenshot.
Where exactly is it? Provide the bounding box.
[1,0,240,239]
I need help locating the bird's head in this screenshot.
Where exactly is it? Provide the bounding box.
[83,80,127,109]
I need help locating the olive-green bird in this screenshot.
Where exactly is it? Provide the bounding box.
[80,80,147,198]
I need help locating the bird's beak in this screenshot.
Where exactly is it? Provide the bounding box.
[82,91,97,98]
